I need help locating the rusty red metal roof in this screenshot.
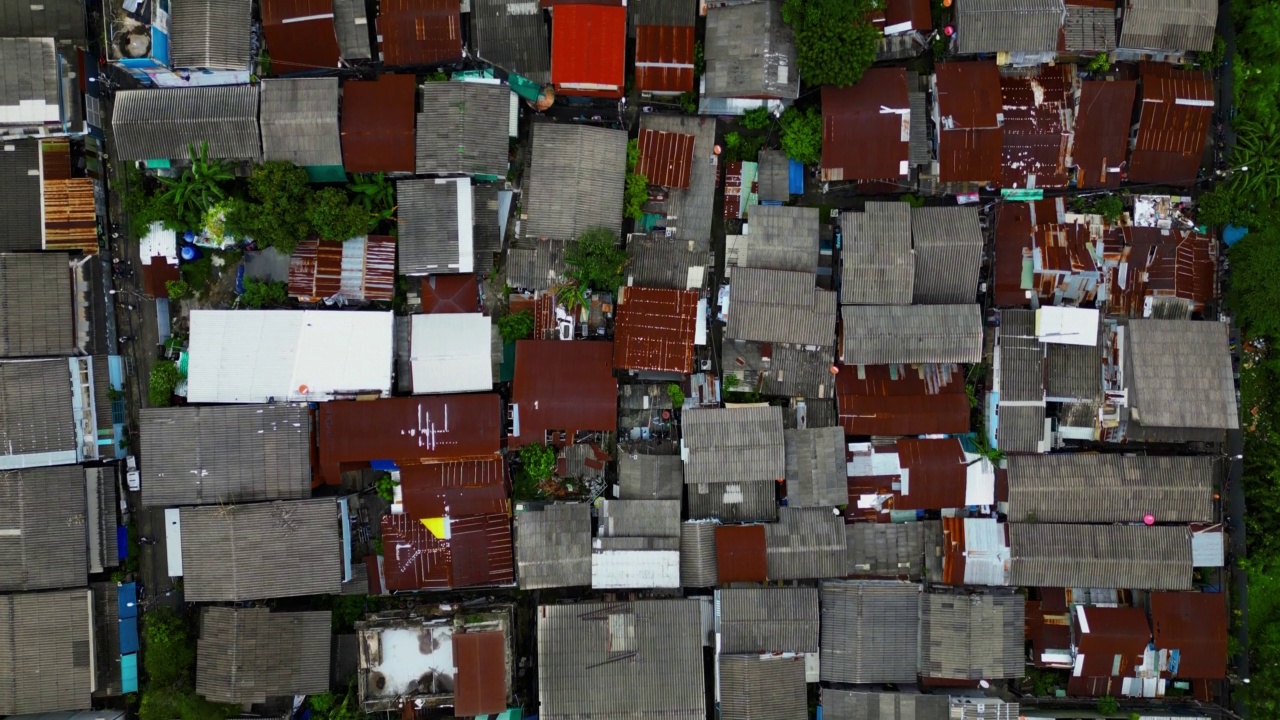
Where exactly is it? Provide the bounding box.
[885,0,931,30]
[450,514,515,587]
[1150,592,1227,679]
[551,4,627,98]
[724,161,744,219]
[1025,595,1072,666]
[716,524,767,583]
[453,632,508,716]
[613,286,699,373]
[934,61,1003,183]
[143,257,181,298]
[1036,222,1096,274]
[316,394,503,485]
[1109,228,1215,316]
[260,0,340,74]
[836,365,970,436]
[1129,62,1213,186]
[894,438,969,510]
[510,340,617,448]
[1074,606,1151,677]
[341,75,417,173]
[821,68,910,182]
[993,201,1037,307]
[1074,80,1138,189]
[635,25,696,95]
[941,516,964,584]
[637,127,695,189]
[400,459,509,519]
[999,65,1074,189]
[420,274,480,314]
[42,141,97,254]
[379,0,462,67]
[288,236,397,302]
[379,512,513,591]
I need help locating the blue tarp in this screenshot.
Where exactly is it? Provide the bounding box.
[370,460,399,471]
[117,526,129,561]
[1224,224,1249,246]
[118,582,138,618]
[121,654,138,693]
[788,159,804,195]
[119,617,139,654]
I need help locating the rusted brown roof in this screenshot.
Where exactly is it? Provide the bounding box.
[453,632,508,716]
[993,199,1060,307]
[341,75,417,173]
[1073,80,1138,189]
[637,127,695,189]
[1075,606,1150,677]
[635,25,695,94]
[716,524,767,583]
[1129,62,1213,185]
[999,65,1074,189]
[894,438,970,510]
[261,0,340,74]
[836,364,970,436]
[40,140,96,254]
[287,236,397,302]
[379,0,462,66]
[510,340,617,448]
[379,512,513,591]
[821,68,910,182]
[613,286,699,373]
[420,274,480,313]
[1150,591,1227,679]
[400,458,508,519]
[934,61,1003,183]
[1107,227,1215,317]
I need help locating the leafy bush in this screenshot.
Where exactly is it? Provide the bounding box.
[667,383,685,408]
[741,107,772,130]
[224,162,313,253]
[779,106,823,165]
[693,40,705,77]
[148,361,183,407]
[1086,53,1111,73]
[519,443,557,483]
[498,310,535,343]
[566,228,628,291]
[374,473,399,502]
[627,138,640,172]
[143,608,195,688]
[677,92,698,115]
[307,187,369,242]
[240,278,289,309]
[179,256,215,293]
[625,172,649,221]
[781,0,879,87]
[1096,696,1119,715]
[140,688,238,720]
[1083,194,1125,223]
[724,132,765,162]
[165,279,191,300]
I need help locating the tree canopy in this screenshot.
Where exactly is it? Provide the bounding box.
[779,106,823,165]
[781,0,880,88]
[566,228,627,292]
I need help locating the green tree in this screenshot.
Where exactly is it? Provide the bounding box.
[741,106,772,130]
[1086,53,1112,73]
[153,142,234,230]
[565,228,627,292]
[240,278,289,308]
[148,361,183,407]
[165,279,192,300]
[693,40,705,77]
[498,310,535,343]
[519,443,557,483]
[140,688,239,720]
[625,172,648,221]
[349,172,397,230]
[667,383,685,407]
[781,0,879,87]
[627,138,640,172]
[1228,226,1280,338]
[225,162,314,253]
[779,106,823,164]
[307,187,370,241]
[374,472,399,502]
[1096,696,1120,715]
[143,608,194,688]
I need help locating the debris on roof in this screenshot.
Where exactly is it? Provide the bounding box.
[846,439,996,513]
[999,64,1076,189]
[724,340,836,400]
[835,363,970,436]
[514,503,592,589]
[765,506,847,580]
[822,68,912,182]
[704,0,799,101]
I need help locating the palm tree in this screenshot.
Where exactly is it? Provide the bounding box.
[348,172,397,231]
[155,142,233,227]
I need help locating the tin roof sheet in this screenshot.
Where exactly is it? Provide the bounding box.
[1126,319,1238,435]
[640,114,719,246]
[716,524,768,582]
[999,64,1075,189]
[821,68,911,181]
[515,503,592,589]
[613,286,699,373]
[955,0,1065,55]
[0,140,42,252]
[0,253,73,358]
[840,204,914,305]
[170,0,253,70]
[820,580,921,684]
[1150,591,1227,679]
[453,631,508,716]
[525,123,628,239]
[846,521,940,580]
[1006,454,1215,523]
[637,128,695,189]
[409,313,493,394]
[0,466,88,592]
[934,62,1003,183]
[470,0,552,84]
[1009,523,1194,589]
[919,591,1025,679]
[1118,0,1216,53]
[718,587,819,653]
[260,78,343,167]
[911,206,984,305]
[682,405,786,484]
[727,267,837,347]
[111,85,261,162]
[0,589,92,714]
[1129,62,1212,185]
[552,4,627,97]
[287,236,396,302]
[381,0,462,66]
[821,690,947,720]
[765,506,848,580]
[720,656,807,720]
[1073,80,1138,189]
[688,480,778,522]
[835,363,970,436]
[704,0,799,100]
[340,75,417,173]
[260,0,340,74]
[511,341,617,447]
[1063,0,1116,54]
[635,25,696,94]
[679,521,718,586]
[333,0,372,59]
[380,512,513,590]
[841,304,983,365]
[1073,606,1150,677]
[196,607,331,704]
[415,82,510,176]
[400,458,508,519]
[783,427,846,507]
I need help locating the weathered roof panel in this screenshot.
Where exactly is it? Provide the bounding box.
[525,123,628,239]
[1009,523,1194,589]
[718,587,819,653]
[840,203,913,305]
[841,304,983,365]
[1007,454,1216,523]
[819,580,920,684]
[911,206,983,304]
[515,504,592,589]
[341,75,417,173]
[704,0,798,99]
[260,78,343,167]
[381,0,462,66]
[112,86,261,162]
[682,405,785,484]
[821,68,911,182]
[415,81,510,176]
[1118,0,1216,53]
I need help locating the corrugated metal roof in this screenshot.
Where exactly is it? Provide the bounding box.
[112,86,261,162]
[1126,319,1238,435]
[765,506,847,580]
[400,458,508,518]
[635,25,696,94]
[1063,0,1116,54]
[637,128,695,189]
[841,304,983,365]
[598,499,681,540]
[552,4,627,98]
[933,62,1003,183]
[341,75,417,173]
[1118,0,1216,53]
[738,205,820,273]
[515,504,592,589]
[618,453,683,500]
[679,521,718,586]
[912,206,983,304]
[719,656,807,720]
[1044,339,1102,400]
[822,69,911,182]
[639,114,719,246]
[260,78,343,167]
[626,233,713,288]
[42,173,97,255]
[0,466,88,592]
[288,236,397,302]
[0,253,73,358]
[0,141,42,252]
[536,600,706,720]
[631,0,696,26]
[840,204,913,305]
[821,690,948,720]
[1009,523,1194,589]
[613,286,699,373]
[999,65,1075,189]
[725,340,835,400]
[704,0,799,100]
[1129,63,1213,185]
[398,177,472,274]
[682,405,785,484]
[716,524,768,582]
[381,0,462,66]
[836,363,970,436]
[998,335,1045,403]
[919,591,1024,679]
[316,394,502,485]
[0,0,85,46]
[506,238,572,290]
[196,608,331,704]
[410,313,493,394]
[0,39,61,129]
[511,340,617,447]
[756,149,790,202]
[169,0,252,70]
[415,82,510,176]
[1007,454,1215,523]
[819,580,920,684]
[333,0,372,59]
[1074,605,1150,677]
[1150,592,1227,679]
[908,88,931,166]
[997,404,1046,454]
[955,0,1065,54]
[0,589,92,714]
[896,438,988,510]
[718,587,819,653]
[783,427,846,507]
[525,123,628,239]
[453,631,508,716]
[846,521,941,580]
[0,359,77,465]
[689,481,778,522]
[260,0,340,73]
[471,0,551,83]
[381,512,514,590]
[727,267,837,348]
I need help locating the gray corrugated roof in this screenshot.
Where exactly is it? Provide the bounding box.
[112,86,262,162]
[725,340,835,400]
[679,521,718,586]
[525,123,628,240]
[1044,338,1102,401]
[640,114,718,246]
[416,82,511,176]
[682,405,785,484]
[0,141,42,251]
[471,0,551,84]
[840,204,914,305]
[841,304,983,365]
[739,204,819,273]
[537,600,706,720]
[1006,454,1216,523]
[1064,3,1116,53]
[955,0,1065,54]
[394,315,411,394]
[169,0,252,70]
[783,427,846,507]
[728,267,837,348]
[998,335,1044,402]
[821,690,949,720]
[0,254,73,358]
[719,656,807,720]
[1126,319,1239,435]
[819,580,921,684]
[0,466,88,592]
[515,504,591,589]
[196,608,332,704]
[704,1,799,100]
[686,481,778,522]
[630,0,697,27]
[1009,523,1193,589]
[0,39,60,128]
[473,183,504,275]
[846,521,941,580]
[180,499,344,601]
[0,0,85,46]
[506,238,571,290]
[89,466,120,571]
[757,150,791,203]
[139,405,312,508]
[90,581,121,695]
[599,500,681,540]
[997,404,1046,454]
[627,233,713,287]
[908,89,932,165]
[0,359,76,462]
[260,78,342,167]
[618,454,683,500]
[333,0,372,60]
[718,587,819,653]
[0,589,92,715]
[765,506,847,580]
[397,178,468,275]
[919,591,1024,680]
[911,206,983,305]
[1118,0,1216,53]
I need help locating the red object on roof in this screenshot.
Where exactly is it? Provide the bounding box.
[143,257,181,298]
[1129,62,1213,186]
[894,438,970,510]
[637,128,695,189]
[260,0,340,74]
[1074,606,1151,677]
[716,525,767,583]
[341,75,417,173]
[453,632,508,716]
[316,394,503,485]
[836,365,970,436]
[999,65,1074,189]
[379,513,513,591]
[934,61,1004,183]
[420,274,480,314]
[551,4,627,99]
[400,459,509,519]
[635,25,696,95]
[1074,80,1138,189]
[288,236,397,302]
[379,0,462,67]
[510,340,617,448]
[1150,592,1227,679]
[821,68,911,182]
[613,286,699,373]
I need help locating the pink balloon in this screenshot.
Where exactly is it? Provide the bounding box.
[1143,514,1155,525]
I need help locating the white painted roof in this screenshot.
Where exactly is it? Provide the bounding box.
[1036,306,1100,346]
[409,313,493,394]
[138,222,179,266]
[187,310,394,403]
